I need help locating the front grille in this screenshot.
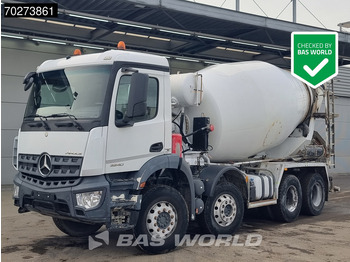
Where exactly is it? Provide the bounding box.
[18,154,83,178]
[20,173,81,189]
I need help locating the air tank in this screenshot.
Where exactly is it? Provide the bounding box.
[170,61,313,161]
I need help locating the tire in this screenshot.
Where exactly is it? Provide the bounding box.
[271,175,302,222]
[52,218,103,237]
[200,184,244,235]
[301,173,326,216]
[134,185,189,254]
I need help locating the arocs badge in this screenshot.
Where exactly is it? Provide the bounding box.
[291,32,338,89]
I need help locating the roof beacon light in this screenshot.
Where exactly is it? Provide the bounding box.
[117,41,126,50]
[73,49,82,56]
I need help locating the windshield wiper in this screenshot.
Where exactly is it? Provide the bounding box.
[24,114,50,130]
[47,113,84,131]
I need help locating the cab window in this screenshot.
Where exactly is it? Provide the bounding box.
[115,75,158,123]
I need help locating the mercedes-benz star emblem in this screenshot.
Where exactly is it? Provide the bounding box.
[38,153,52,177]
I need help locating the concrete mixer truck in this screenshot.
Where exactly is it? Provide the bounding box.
[12,47,333,253]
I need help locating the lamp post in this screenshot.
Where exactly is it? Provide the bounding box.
[338,21,350,32]
[293,0,297,23]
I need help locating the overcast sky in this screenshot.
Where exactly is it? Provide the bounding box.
[188,0,350,31]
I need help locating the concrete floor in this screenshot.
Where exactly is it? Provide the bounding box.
[2,173,350,262]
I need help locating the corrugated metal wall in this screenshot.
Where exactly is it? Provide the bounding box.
[315,65,350,174]
[333,65,350,97]
[332,66,350,173]
[1,38,349,184]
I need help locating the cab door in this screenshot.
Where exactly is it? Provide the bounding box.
[105,68,168,173]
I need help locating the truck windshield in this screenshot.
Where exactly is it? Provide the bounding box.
[24,65,112,119]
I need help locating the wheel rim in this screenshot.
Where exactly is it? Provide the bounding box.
[311,182,323,207]
[286,185,298,212]
[146,201,177,239]
[213,193,237,227]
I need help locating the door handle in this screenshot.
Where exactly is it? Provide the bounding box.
[150,142,163,152]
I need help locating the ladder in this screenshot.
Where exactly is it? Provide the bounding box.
[324,80,336,168]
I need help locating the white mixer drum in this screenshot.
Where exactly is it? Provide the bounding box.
[180,61,312,161]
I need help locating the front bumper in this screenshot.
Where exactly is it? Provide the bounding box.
[13,172,141,230]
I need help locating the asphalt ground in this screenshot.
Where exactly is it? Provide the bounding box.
[2,173,350,262]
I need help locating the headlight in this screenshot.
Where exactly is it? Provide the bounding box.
[76,191,102,210]
[13,185,19,198]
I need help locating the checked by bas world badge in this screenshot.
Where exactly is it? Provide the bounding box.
[291,32,338,89]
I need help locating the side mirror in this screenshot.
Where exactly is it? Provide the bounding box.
[117,73,149,127]
[23,72,37,91]
[126,73,149,118]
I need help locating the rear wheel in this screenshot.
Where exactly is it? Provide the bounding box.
[134,185,189,254]
[52,218,103,237]
[301,173,326,216]
[200,184,244,235]
[271,175,302,222]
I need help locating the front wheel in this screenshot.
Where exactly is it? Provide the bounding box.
[52,218,103,237]
[270,175,302,222]
[200,184,244,235]
[134,185,189,254]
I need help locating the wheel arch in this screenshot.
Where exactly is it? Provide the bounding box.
[199,165,248,204]
[135,154,196,220]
